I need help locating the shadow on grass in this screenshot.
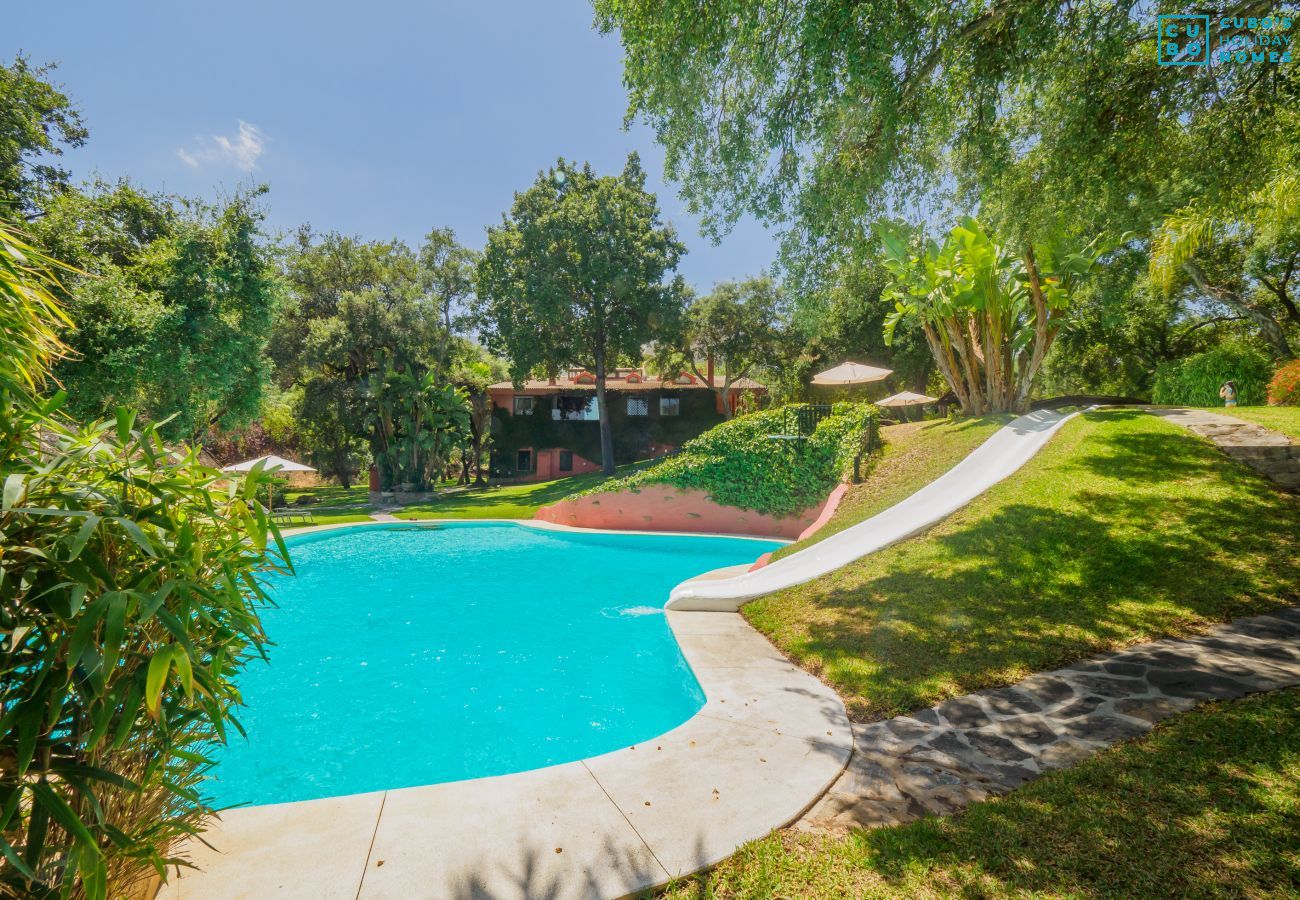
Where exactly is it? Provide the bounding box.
[767,414,1300,720]
[850,687,1300,897]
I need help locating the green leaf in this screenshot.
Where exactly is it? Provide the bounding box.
[2,474,25,511]
[67,514,101,561]
[30,781,101,855]
[145,648,174,717]
[172,646,195,698]
[102,592,129,671]
[114,407,137,444]
[113,517,157,557]
[0,834,37,882]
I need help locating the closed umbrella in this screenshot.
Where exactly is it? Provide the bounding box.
[221,455,316,510]
[811,361,893,385]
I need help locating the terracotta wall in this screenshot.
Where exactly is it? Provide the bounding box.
[536,483,830,539]
[531,448,601,482]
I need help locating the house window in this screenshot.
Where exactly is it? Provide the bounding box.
[558,450,574,472]
[555,396,599,421]
[512,396,535,416]
[627,396,649,417]
[660,396,680,416]
[516,449,533,472]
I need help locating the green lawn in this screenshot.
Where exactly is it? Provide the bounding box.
[392,464,648,520]
[284,483,372,507]
[1208,405,1300,440]
[280,483,377,525]
[302,511,376,526]
[771,416,1012,561]
[745,409,1300,722]
[665,686,1300,898]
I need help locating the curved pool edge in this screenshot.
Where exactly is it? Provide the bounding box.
[278,515,794,545]
[157,610,852,899]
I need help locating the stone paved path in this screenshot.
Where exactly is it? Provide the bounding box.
[1151,407,1300,491]
[799,608,1300,835]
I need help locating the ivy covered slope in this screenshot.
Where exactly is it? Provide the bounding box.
[572,403,877,517]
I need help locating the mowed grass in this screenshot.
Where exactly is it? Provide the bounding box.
[303,511,376,526]
[1206,404,1300,440]
[771,415,1012,561]
[282,483,377,524]
[663,686,1300,899]
[745,409,1300,722]
[392,463,650,520]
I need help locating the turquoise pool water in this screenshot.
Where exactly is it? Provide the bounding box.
[210,522,781,806]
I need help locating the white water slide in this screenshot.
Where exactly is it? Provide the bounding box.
[666,409,1081,611]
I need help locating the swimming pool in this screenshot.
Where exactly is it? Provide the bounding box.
[210,522,782,806]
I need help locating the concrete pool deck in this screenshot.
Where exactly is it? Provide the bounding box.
[159,568,850,898]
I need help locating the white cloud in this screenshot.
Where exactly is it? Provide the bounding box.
[177,121,265,171]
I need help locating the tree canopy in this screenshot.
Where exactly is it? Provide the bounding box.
[596,1,1298,249]
[658,277,786,418]
[0,57,87,217]
[477,154,685,473]
[29,181,278,441]
[273,228,477,490]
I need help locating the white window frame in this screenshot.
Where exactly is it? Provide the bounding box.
[659,396,681,417]
[626,396,649,417]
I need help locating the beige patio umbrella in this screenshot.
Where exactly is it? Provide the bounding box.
[875,391,939,408]
[811,361,893,385]
[221,455,316,510]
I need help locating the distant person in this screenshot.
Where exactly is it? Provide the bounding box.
[1219,380,1238,408]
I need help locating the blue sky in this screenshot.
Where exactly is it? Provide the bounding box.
[6,0,776,289]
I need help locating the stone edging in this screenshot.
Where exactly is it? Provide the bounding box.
[159,608,849,898]
[800,608,1300,835]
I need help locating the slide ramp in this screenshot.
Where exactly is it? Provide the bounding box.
[666,409,1080,611]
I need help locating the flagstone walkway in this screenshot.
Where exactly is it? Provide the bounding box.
[799,607,1300,835]
[1151,407,1300,491]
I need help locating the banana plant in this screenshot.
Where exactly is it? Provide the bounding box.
[876,217,1109,413]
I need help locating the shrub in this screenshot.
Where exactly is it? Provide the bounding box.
[1152,345,1273,407]
[1267,359,1300,406]
[575,402,878,516]
[0,223,285,898]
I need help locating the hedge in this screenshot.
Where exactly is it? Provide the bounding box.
[1152,346,1274,407]
[572,402,878,516]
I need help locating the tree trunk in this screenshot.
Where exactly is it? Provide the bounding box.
[1014,245,1056,412]
[594,350,615,476]
[923,322,970,412]
[714,384,733,420]
[1184,261,1293,358]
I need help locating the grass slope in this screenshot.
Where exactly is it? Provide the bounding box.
[771,416,1011,561]
[665,686,1300,898]
[745,409,1300,722]
[1206,405,1300,440]
[392,465,647,520]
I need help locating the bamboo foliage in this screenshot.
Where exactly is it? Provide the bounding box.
[0,220,285,898]
[876,217,1106,414]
